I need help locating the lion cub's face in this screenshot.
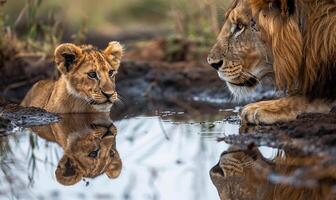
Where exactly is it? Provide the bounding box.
[207,0,272,97]
[54,42,123,110]
[44,114,122,186]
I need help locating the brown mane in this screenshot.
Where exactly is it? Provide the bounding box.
[249,0,336,99]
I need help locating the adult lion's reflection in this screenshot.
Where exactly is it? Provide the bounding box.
[31,114,122,186]
[210,145,335,200]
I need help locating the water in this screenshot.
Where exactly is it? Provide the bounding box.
[1,110,335,200]
[0,111,237,200]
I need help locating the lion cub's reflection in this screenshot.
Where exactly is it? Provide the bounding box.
[32,113,122,185]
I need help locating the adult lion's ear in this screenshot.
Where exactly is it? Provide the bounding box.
[106,150,122,179]
[55,156,83,186]
[54,43,83,74]
[250,0,295,16]
[272,0,295,16]
[103,41,123,65]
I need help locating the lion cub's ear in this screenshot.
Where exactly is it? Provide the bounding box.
[55,156,83,186]
[106,151,122,179]
[103,41,123,65]
[54,43,83,74]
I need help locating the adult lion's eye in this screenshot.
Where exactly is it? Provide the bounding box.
[108,70,115,77]
[232,23,245,38]
[236,23,244,32]
[233,23,244,33]
[88,71,98,79]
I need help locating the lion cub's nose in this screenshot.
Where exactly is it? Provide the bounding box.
[207,57,223,70]
[102,91,113,98]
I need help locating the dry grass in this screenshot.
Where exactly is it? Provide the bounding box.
[170,0,227,40]
[1,0,231,60]
[0,0,21,64]
[4,0,229,39]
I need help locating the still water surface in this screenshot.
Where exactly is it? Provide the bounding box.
[0,111,296,200]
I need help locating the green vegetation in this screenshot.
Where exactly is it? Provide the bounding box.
[0,0,5,36]
[0,0,17,66]
[0,0,63,56]
[1,0,230,57]
[4,0,229,37]
[170,0,225,41]
[26,0,42,39]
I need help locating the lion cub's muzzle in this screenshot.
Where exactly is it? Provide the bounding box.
[102,91,118,103]
[90,91,118,105]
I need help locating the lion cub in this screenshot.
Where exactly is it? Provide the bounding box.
[21,42,123,113]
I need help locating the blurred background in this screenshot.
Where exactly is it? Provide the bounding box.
[0,2,236,199]
[2,0,228,55]
[0,0,235,108]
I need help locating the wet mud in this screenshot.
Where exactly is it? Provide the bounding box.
[0,100,59,131]
[221,112,336,156]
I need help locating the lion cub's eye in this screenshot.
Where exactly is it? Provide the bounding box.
[88,149,99,158]
[88,71,98,79]
[109,149,115,158]
[108,70,115,77]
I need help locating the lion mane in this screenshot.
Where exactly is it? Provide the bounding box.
[249,0,336,99]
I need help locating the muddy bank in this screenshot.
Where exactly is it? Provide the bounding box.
[0,99,59,132]
[220,112,336,156]
[0,55,55,102]
[117,61,227,107]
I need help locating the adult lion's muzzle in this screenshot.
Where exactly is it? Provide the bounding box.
[207,56,223,70]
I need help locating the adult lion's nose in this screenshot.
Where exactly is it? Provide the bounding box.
[207,56,223,70]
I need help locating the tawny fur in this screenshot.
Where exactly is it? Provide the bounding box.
[210,146,336,200]
[21,42,123,113]
[250,0,336,94]
[208,0,336,124]
[31,114,122,185]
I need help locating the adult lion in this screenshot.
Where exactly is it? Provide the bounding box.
[21,42,123,113]
[207,0,336,124]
